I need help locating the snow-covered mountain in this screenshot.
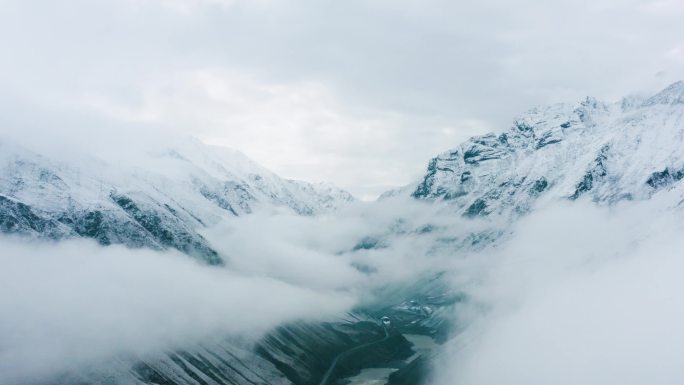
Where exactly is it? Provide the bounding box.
[403,81,684,218]
[0,137,354,264]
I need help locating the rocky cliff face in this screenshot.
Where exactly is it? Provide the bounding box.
[410,81,684,218]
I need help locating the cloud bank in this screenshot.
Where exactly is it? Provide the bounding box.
[0,195,458,384]
[434,196,684,385]
[0,237,354,385]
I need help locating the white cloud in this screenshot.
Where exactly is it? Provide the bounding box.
[79,68,477,199]
[0,237,354,384]
[202,209,368,289]
[0,190,460,384]
[433,197,684,385]
[124,0,278,13]
[2,0,681,198]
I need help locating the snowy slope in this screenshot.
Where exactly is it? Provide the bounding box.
[0,137,354,264]
[406,81,684,218]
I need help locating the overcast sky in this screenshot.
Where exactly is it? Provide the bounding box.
[1,0,683,199]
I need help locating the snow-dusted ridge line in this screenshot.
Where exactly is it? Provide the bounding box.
[398,81,684,219]
[0,137,354,264]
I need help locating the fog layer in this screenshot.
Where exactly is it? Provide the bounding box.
[436,195,684,385]
[0,238,354,384]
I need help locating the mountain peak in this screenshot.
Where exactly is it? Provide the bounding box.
[403,82,684,218]
[643,81,684,106]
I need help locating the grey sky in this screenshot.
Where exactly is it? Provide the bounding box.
[1,0,683,199]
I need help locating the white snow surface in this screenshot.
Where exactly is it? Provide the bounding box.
[0,137,354,218]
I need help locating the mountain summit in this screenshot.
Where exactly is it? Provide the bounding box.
[405,81,684,218]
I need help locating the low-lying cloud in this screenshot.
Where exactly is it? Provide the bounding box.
[434,195,684,385]
[0,195,456,385]
[0,237,354,385]
[201,199,458,291]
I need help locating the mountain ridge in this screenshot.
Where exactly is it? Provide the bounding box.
[0,137,355,264]
[393,81,684,219]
